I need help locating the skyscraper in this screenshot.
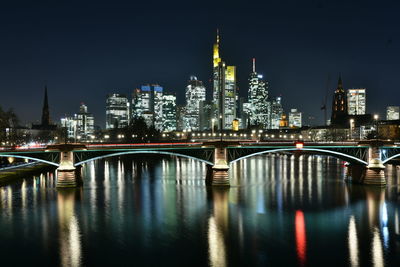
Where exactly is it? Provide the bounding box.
[61,103,95,140]
[75,103,94,139]
[248,58,270,128]
[386,106,400,120]
[184,76,206,130]
[162,93,177,132]
[270,97,283,129]
[289,108,302,128]
[132,84,164,130]
[106,93,129,129]
[331,75,348,126]
[212,30,237,130]
[347,89,366,115]
[60,116,77,139]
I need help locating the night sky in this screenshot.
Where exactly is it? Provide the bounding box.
[1,0,399,127]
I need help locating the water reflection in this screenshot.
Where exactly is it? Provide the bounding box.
[57,189,82,267]
[208,188,229,267]
[0,155,399,266]
[348,216,359,267]
[295,210,307,266]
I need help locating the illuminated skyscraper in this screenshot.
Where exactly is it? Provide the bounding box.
[106,93,130,129]
[270,97,283,129]
[162,93,177,132]
[248,58,270,128]
[61,103,94,140]
[75,103,94,139]
[184,76,206,130]
[347,89,366,115]
[386,106,400,120]
[331,75,348,126]
[212,30,237,130]
[289,108,302,128]
[132,84,164,130]
[60,116,77,139]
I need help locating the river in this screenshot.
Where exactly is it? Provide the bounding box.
[0,154,399,266]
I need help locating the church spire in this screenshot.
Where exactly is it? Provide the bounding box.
[41,85,50,126]
[337,73,343,91]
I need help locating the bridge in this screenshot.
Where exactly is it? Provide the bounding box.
[1,140,399,187]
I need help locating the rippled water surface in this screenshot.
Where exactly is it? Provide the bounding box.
[1,154,400,266]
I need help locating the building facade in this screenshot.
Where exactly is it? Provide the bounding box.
[106,93,130,129]
[347,88,366,115]
[386,106,400,120]
[132,85,164,130]
[184,76,206,130]
[60,116,77,139]
[162,93,177,132]
[75,103,94,139]
[247,58,270,128]
[270,97,283,129]
[212,31,237,130]
[289,108,302,128]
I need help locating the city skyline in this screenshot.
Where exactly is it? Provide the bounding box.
[1,1,400,127]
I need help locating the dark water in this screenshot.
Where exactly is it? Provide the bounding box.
[0,154,400,266]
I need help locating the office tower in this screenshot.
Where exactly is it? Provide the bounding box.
[212,30,237,130]
[75,103,94,138]
[106,93,129,129]
[162,93,177,132]
[184,76,206,130]
[270,97,283,129]
[60,116,77,139]
[199,100,213,130]
[386,106,400,120]
[239,97,249,129]
[248,58,270,128]
[289,108,302,128]
[347,89,366,115]
[176,105,186,131]
[132,84,164,130]
[331,75,348,126]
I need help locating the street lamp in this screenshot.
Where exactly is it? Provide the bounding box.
[349,118,354,140]
[374,114,379,139]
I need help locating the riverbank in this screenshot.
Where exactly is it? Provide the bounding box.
[0,162,56,186]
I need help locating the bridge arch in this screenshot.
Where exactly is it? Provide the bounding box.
[74,150,214,166]
[382,153,400,164]
[229,148,368,165]
[0,154,60,167]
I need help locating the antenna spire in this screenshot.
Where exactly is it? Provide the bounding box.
[252,58,256,73]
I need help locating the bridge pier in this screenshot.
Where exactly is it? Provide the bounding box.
[346,145,386,186]
[363,145,386,185]
[57,150,79,188]
[207,146,230,187]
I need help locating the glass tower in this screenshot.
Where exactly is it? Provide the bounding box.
[106,94,129,129]
[184,76,206,130]
[248,58,270,128]
[132,84,164,130]
[162,93,177,132]
[212,30,237,130]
